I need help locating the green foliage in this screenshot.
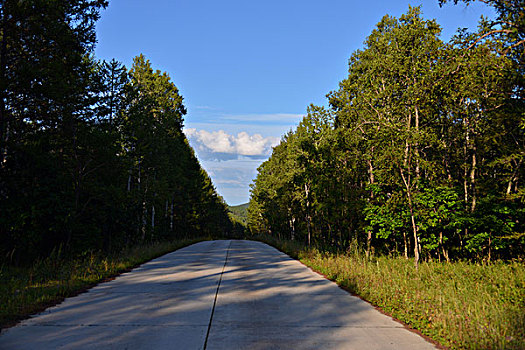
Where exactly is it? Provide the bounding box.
[228,203,249,226]
[415,186,463,257]
[466,195,525,259]
[364,185,406,241]
[0,1,234,265]
[248,5,524,262]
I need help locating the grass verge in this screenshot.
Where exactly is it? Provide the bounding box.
[257,236,525,350]
[0,238,205,329]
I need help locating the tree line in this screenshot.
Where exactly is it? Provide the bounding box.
[248,3,524,265]
[0,0,233,265]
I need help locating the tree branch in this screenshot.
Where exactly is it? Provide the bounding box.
[466,29,514,50]
[503,39,525,54]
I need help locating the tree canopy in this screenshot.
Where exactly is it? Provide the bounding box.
[248,5,524,264]
[0,0,233,265]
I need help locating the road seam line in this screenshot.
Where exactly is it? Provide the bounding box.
[203,240,232,350]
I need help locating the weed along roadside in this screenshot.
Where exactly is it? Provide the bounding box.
[2,236,522,349]
[244,3,525,349]
[256,236,525,350]
[0,238,206,330]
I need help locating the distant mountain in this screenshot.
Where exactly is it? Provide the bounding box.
[228,203,249,226]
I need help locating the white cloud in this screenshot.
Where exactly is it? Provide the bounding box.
[199,158,266,205]
[235,132,271,156]
[215,179,243,185]
[182,112,303,205]
[184,128,279,160]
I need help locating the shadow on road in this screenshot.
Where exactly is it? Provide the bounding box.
[0,240,434,350]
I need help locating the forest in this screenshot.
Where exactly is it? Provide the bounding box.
[0,0,233,266]
[0,1,523,346]
[248,2,524,265]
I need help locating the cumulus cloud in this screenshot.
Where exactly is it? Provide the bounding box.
[184,128,279,161]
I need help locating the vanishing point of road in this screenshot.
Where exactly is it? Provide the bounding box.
[0,240,435,349]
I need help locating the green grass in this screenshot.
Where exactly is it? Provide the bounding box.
[258,236,525,350]
[3,236,523,349]
[0,238,205,329]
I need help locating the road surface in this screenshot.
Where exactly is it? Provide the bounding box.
[0,240,435,349]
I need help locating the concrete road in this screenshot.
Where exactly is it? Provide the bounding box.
[0,240,435,349]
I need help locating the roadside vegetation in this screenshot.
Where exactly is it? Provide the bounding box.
[258,236,524,350]
[248,3,524,265]
[0,0,233,269]
[248,3,524,348]
[0,0,235,330]
[0,238,205,329]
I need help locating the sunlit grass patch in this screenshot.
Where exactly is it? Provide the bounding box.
[259,236,524,350]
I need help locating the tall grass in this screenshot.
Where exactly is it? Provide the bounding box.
[259,236,524,349]
[0,238,204,329]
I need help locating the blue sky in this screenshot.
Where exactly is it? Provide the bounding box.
[95,0,494,205]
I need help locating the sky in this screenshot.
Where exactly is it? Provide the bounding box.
[95,0,495,206]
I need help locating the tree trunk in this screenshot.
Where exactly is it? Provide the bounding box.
[464,116,477,212]
[470,145,477,212]
[109,65,115,126]
[403,230,408,259]
[151,172,156,230]
[401,110,419,269]
[440,231,450,263]
[463,118,469,207]
[488,237,491,262]
[138,164,147,241]
[289,216,295,241]
[442,137,453,182]
[410,211,419,267]
[306,213,312,247]
[141,200,147,241]
[305,182,312,247]
[414,105,420,180]
[151,203,155,230]
[0,9,8,168]
[408,195,419,269]
[506,159,522,196]
[170,199,174,231]
[400,166,419,269]
[366,157,374,259]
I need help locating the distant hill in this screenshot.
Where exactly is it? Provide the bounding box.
[228,203,249,226]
